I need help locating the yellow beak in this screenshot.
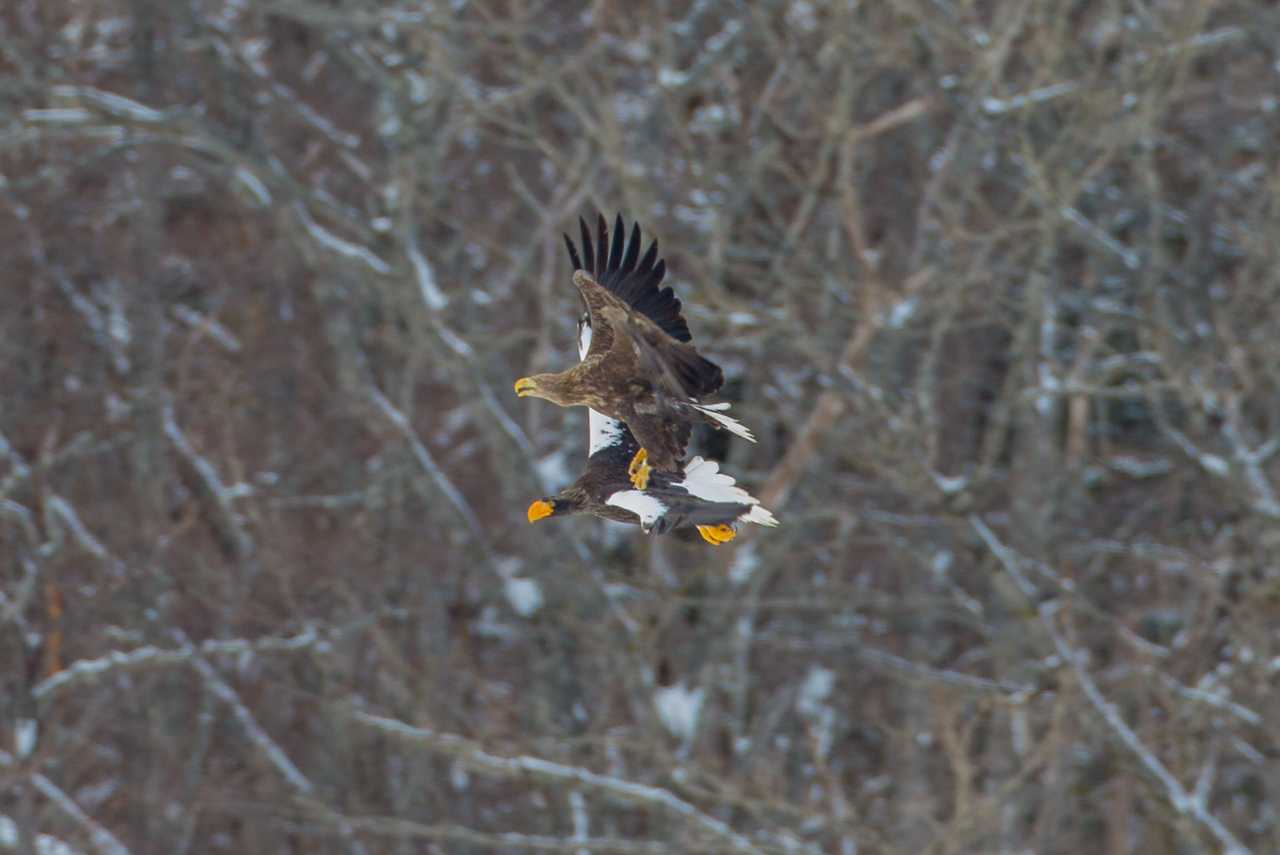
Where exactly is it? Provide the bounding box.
[514,377,537,397]
[527,500,554,522]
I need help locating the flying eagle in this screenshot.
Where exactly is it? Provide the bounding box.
[527,323,777,543]
[514,214,752,489]
[527,409,777,543]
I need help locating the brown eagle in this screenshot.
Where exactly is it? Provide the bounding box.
[514,214,752,489]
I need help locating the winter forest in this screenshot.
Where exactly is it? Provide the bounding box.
[1,0,1278,853]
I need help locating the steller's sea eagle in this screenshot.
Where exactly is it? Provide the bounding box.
[527,409,776,543]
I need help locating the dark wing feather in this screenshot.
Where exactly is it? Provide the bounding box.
[595,214,609,282]
[563,215,691,343]
[609,213,626,271]
[563,233,582,272]
[647,500,752,535]
[581,217,595,274]
[601,304,724,401]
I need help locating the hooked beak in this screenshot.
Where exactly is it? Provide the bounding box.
[527,500,554,522]
[514,377,537,397]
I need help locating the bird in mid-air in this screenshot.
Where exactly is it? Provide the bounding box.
[526,332,776,544]
[514,214,752,490]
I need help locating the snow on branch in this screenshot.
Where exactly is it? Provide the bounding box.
[162,408,254,561]
[0,749,132,855]
[0,813,84,855]
[329,814,692,854]
[33,627,319,701]
[351,711,764,855]
[294,203,390,275]
[368,387,486,542]
[190,655,315,796]
[971,517,1253,855]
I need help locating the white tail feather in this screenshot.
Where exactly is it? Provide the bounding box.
[679,457,778,528]
[740,505,779,527]
[690,403,755,442]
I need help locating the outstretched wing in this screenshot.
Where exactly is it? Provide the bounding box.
[564,214,689,343]
[600,303,724,402]
[606,456,778,534]
[603,304,754,447]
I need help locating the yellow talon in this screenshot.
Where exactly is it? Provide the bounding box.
[629,449,651,490]
[697,524,736,545]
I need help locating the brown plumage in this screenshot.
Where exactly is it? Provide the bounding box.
[515,215,753,487]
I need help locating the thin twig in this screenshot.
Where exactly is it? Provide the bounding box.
[972,517,1253,855]
[352,711,765,855]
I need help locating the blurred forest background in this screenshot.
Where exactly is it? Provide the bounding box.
[2,0,1279,853]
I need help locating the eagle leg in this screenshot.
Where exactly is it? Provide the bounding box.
[697,524,737,545]
[628,448,652,490]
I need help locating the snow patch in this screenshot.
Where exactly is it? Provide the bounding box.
[729,543,759,584]
[504,576,544,617]
[450,759,470,791]
[534,450,570,493]
[796,666,837,760]
[14,719,36,758]
[931,471,969,495]
[495,557,543,617]
[409,246,448,310]
[654,683,704,741]
[796,666,834,716]
[0,817,82,855]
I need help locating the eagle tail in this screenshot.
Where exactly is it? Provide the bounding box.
[740,505,779,527]
[680,458,778,527]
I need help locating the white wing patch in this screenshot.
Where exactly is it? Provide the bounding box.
[690,402,755,442]
[580,317,624,456]
[580,318,624,455]
[606,490,668,530]
[678,457,759,505]
[588,409,624,456]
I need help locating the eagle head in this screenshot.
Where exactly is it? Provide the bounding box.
[514,373,575,405]
[526,498,557,522]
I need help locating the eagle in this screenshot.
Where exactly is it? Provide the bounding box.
[514,214,752,490]
[527,410,777,543]
[527,319,777,544]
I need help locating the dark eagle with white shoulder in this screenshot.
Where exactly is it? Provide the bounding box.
[514,214,752,488]
[527,409,777,544]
